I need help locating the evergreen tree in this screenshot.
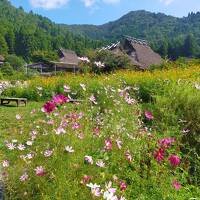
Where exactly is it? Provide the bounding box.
[183,34,197,57]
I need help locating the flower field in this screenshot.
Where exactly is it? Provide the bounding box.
[1,66,200,199]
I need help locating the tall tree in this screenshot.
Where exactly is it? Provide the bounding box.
[183,34,197,57]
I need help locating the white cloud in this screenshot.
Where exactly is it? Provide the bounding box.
[30,0,69,9]
[160,0,175,5]
[103,0,120,4]
[81,0,96,7]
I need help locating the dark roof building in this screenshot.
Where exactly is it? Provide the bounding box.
[100,36,162,69]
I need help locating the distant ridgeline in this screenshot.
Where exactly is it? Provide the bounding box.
[68,10,200,59]
[0,0,104,60]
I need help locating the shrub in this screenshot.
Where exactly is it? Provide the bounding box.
[5,55,25,71]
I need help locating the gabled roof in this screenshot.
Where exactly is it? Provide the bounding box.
[58,48,79,66]
[99,36,162,69]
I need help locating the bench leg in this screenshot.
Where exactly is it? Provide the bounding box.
[17,100,19,107]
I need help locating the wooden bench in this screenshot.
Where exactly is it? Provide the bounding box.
[0,97,27,107]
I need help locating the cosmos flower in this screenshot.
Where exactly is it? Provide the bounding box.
[81,175,91,184]
[96,160,105,168]
[89,95,97,105]
[65,146,74,153]
[35,166,45,177]
[116,138,122,149]
[18,144,26,151]
[84,156,93,165]
[6,143,16,150]
[172,180,181,190]
[168,155,181,167]
[72,123,81,130]
[144,111,154,120]
[120,180,127,191]
[80,83,86,91]
[154,148,165,162]
[55,126,66,135]
[125,150,132,162]
[2,160,9,168]
[20,172,28,182]
[93,127,100,137]
[26,141,33,146]
[64,85,71,93]
[16,114,22,120]
[86,183,101,197]
[44,149,53,157]
[159,138,176,149]
[104,138,112,151]
[42,101,56,114]
[53,94,69,105]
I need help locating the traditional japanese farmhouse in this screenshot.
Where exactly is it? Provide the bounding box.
[100,36,162,69]
[51,49,80,73]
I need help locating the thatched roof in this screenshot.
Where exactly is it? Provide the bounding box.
[57,49,79,66]
[100,36,162,69]
[0,55,5,62]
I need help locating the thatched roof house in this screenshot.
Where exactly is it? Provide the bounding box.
[0,55,5,65]
[51,49,80,72]
[100,36,162,69]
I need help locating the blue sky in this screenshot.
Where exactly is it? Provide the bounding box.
[10,0,200,25]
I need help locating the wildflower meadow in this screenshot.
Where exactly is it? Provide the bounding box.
[0,65,200,199]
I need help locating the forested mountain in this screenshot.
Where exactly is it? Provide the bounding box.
[0,0,103,60]
[0,0,200,61]
[67,10,200,58]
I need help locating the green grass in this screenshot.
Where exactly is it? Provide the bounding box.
[1,67,200,199]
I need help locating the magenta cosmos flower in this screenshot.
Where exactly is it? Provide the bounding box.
[120,180,127,191]
[35,166,45,177]
[168,155,181,167]
[172,180,181,190]
[154,148,165,162]
[42,101,56,114]
[159,138,176,149]
[53,94,69,105]
[144,111,154,120]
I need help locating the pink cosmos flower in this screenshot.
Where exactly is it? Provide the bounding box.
[159,138,175,149]
[105,138,112,151]
[81,175,91,184]
[77,132,84,139]
[72,123,81,130]
[2,160,9,168]
[84,156,93,165]
[89,95,97,105]
[42,101,56,114]
[53,94,69,105]
[144,111,154,120]
[154,148,165,162]
[125,150,132,162]
[20,172,28,182]
[172,180,181,190]
[96,160,105,168]
[44,149,53,157]
[35,166,45,177]
[6,143,16,150]
[86,183,101,197]
[93,127,100,137]
[55,126,66,135]
[120,180,127,191]
[168,155,181,167]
